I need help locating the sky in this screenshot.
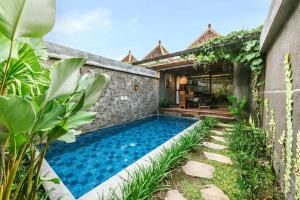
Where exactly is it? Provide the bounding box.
[45,0,271,61]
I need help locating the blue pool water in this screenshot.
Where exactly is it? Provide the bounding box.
[45,115,196,198]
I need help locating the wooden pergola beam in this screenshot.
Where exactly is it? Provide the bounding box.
[132,32,260,65]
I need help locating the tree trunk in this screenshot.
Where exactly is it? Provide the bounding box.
[0,86,7,96]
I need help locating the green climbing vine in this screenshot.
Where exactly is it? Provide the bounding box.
[295,130,300,200]
[264,98,276,159]
[283,54,294,197]
[190,26,264,125]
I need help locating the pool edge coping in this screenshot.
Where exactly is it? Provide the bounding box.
[42,117,201,200]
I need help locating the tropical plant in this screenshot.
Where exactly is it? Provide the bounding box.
[109,118,217,200]
[0,0,55,96]
[227,95,247,119]
[0,1,109,199]
[159,98,173,108]
[226,121,283,199]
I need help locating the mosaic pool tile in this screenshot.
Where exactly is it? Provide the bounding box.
[45,115,196,198]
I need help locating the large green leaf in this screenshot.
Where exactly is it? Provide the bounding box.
[35,100,66,131]
[18,37,48,60]
[0,0,56,40]
[0,33,18,62]
[66,111,97,129]
[46,58,86,101]
[83,74,108,109]
[47,125,67,143]
[0,95,36,134]
[17,42,42,71]
[57,129,81,143]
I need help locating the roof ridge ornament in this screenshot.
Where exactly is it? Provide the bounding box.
[187,23,221,49]
[121,50,138,64]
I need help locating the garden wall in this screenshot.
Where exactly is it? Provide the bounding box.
[45,42,159,132]
[260,0,300,199]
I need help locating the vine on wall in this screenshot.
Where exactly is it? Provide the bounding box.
[190,26,264,125]
[264,98,276,159]
[295,130,300,200]
[283,54,294,197]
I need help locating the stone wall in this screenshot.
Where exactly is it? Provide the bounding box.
[45,42,159,131]
[80,66,159,131]
[260,0,300,199]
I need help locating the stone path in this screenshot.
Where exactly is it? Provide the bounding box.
[211,136,226,143]
[202,142,227,150]
[165,190,187,200]
[165,123,234,200]
[204,152,232,164]
[218,123,234,129]
[201,185,230,200]
[211,130,224,136]
[182,161,215,179]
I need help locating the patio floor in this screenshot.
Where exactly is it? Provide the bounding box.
[159,107,235,122]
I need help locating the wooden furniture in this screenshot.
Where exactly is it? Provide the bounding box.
[179,91,186,109]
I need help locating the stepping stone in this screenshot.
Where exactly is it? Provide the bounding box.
[218,123,234,128]
[225,128,233,132]
[203,142,227,150]
[182,161,215,179]
[201,185,229,200]
[165,190,187,200]
[204,152,232,164]
[211,136,226,143]
[211,130,224,136]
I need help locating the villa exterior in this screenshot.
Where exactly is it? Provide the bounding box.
[120,24,252,120]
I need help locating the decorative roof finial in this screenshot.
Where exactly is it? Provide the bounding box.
[158,40,162,45]
[129,50,131,54]
[208,24,212,29]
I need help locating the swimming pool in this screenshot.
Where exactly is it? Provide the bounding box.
[45,115,197,198]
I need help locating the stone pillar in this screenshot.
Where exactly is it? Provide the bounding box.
[233,63,251,100]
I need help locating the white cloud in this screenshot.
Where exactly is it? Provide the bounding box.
[53,8,113,34]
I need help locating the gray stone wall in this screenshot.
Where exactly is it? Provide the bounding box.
[260,0,300,199]
[80,66,159,131]
[45,42,159,132]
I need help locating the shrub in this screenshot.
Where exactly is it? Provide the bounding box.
[159,98,173,108]
[227,95,247,119]
[226,121,283,199]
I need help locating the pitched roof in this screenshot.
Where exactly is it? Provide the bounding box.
[188,24,221,48]
[121,50,138,64]
[143,40,169,60]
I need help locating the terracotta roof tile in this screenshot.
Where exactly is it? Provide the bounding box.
[143,40,169,60]
[188,24,221,48]
[121,50,138,64]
